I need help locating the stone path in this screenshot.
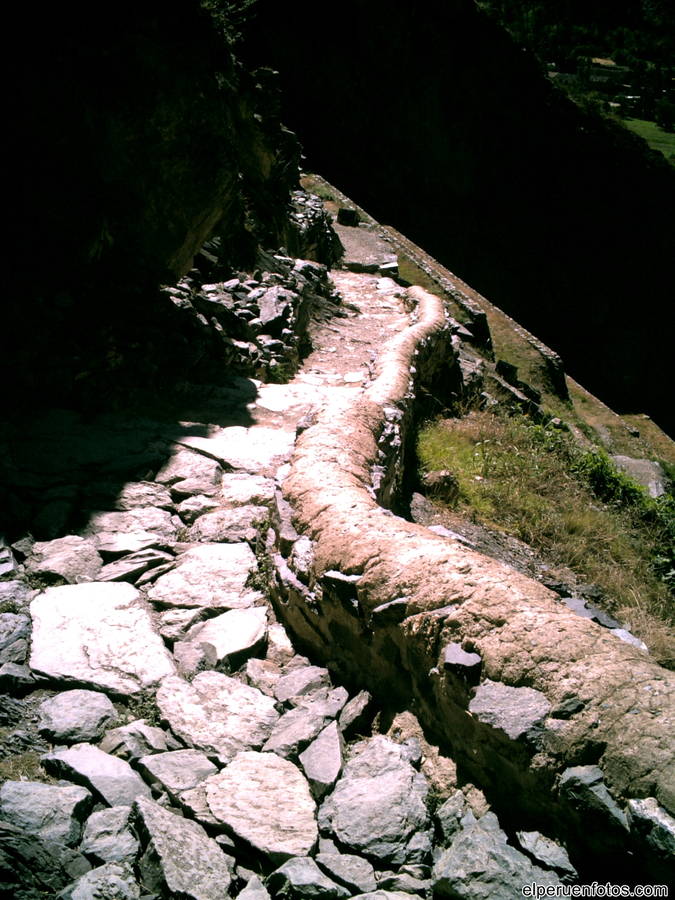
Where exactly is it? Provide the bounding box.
[1,223,673,895]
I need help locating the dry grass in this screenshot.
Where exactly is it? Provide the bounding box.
[418,410,675,666]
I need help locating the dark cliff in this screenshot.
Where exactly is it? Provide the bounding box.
[245,0,675,434]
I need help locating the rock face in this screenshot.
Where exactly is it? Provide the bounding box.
[156,672,279,762]
[318,737,429,864]
[133,796,231,899]
[205,751,318,862]
[29,583,175,695]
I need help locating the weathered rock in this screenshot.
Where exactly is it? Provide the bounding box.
[315,852,377,894]
[99,719,179,761]
[237,874,272,899]
[134,796,231,899]
[173,639,218,676]
[611,456,668,498]
[177,425,295,475]
[263,704,332,759]
[318,736,429,864]
[626,797,675,857]
[221,474,275,508]
[205,751,317,862]
[244,658,283,696]
[268,857,350,899]
[183,606,268,669]
[138,749,218,797]
[113,481,173,510]
[0,661,38,692]
[274,665,331,704]
[0,612,30,665]
[0,780,92,846]
[30,582,175,695]
[559,766,628,830]
[351,893,419,900]
[299,721,344,798]
[80,806,139,864]
[61,862,140,899]
[189,505,269,543]
[266,622,297,666]
[378,871,430,894]
[468,680,551,742]
[435,790,471,846]
[432,813,560,898]
[0,821,70,897]
[442,643,482,685]
[155,448,222,487]
[156,672,279,763]
[42,743,152,807]
[148,543,261,610]
[38,689,118,743]
[98,548,175,583]
[157,606,205,642]
[337,690,374,738]
[86,507,178,549]
[177,494,222,522]
[25,535,103,584]
[516,831,577,881]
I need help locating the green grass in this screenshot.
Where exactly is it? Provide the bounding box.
[622,118,675,165]
[418,410,675,666]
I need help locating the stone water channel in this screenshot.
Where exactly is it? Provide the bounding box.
[0,228,673,897]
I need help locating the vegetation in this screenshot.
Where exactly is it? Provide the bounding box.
[417,410,675,666]
[623,117,675,164]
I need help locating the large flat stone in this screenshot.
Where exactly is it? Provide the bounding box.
[25,535,103,584]
[177,426,295,475]
[205,751,317,862]
[38,689,118,743]
[220,474,275,508]
[42,743,151,807]
[133,796,231,899]
[29,583,175,695]
[138,750,218,797]
[469,680,551,742]
[156,671,279,763]
[81,807,139,864]
[147,544,261,610]
[183,606,268,667]
[299,721,345,798]
[188,505,269,543]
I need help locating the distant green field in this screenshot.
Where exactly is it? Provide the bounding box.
[623,118,675,165]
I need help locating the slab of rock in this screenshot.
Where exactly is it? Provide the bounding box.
[205,751,317,862]
[0,612,30,665]
[0,820,70,897]
[86,507,178,548]
[238,874,271,899]
[155,448,222,487]
[318,736,429,864]
[244,658,283,696]
[611,456,668,498]
[268,857,350,899]
[469,680,551,742]
[338,690,375,738]
[156,672,279,763]
[189,505,269,543]
[315,852,377,894]
[148,543,261,610]
[435,790,471,846]
[177,426,295,475]
[113,481,173,510]
[98,548,175,583]
[220,474,275,508]
[266,622,297,666]
[0,780,92,846]
[134,795,231,899]
[158,607,206,642]
[183,606,268,668]
[299,721,344,798]
[378,871,430,894]
[263,703,333,759]
[274,665,331,704]
[81,806,139,864]
[177,494,222,522]
[138,749,218,797]
[61,862,140,899]
[442,643,482,685]
[42,743,151,807]
[30,583,175,695]
[626,796,675,856]
[99,719,179,760]
[559,765,628,830]
[516,831,577,881]
[432,813,560,899]
[25,535,103,584]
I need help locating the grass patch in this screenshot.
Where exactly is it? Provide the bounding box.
[622,118,675,166]
[418,410,675,666]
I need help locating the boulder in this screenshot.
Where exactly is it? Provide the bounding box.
[138,749,218,797]
[299,721,345,798]
[274,665,331,704]
[188,505,269,543]
[177,494,222,522]
[85,507,178,550]
[182,606,268,669]
[267,857,350,898]
[318,736,429,864]
[432,813,560,899]
[244,658,283,697]
[515,831,577,882]
[0,780,92,846]
[266,623,298,666]
[134,796,231,900]
[29,582,175,695]
[113,481,173,510]
[0,821,70,898]
[626,797,675,857]
[220,474,275,508]
[155,448,222,487]
[468,680,551,742]
[337,690,375,738]
[263,704,332,760]
[38,689,118,743]
[24,535,103,584]
[60,862,140,899]
[0,613,30,665]
[156,672,279,763]
[238,874,272,899]
[99,719,179,761]
[176,425,295,475]
[315,852,377,894]
[148,543,261,610]
[42,743,151,807]
[80,806,139,864]
[611,456,668,498]
[559,766,628,830]
[98,548,175,583]
[205,751,317,862]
